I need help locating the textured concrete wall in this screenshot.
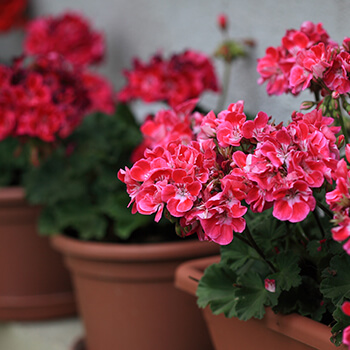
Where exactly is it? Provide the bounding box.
[2,0,350,121]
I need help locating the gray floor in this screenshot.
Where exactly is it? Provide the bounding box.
[0,318,83,350]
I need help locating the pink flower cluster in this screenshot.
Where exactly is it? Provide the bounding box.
[117,50,220,108]
[256,21,349,96]
[326,144,350,254]
[24,11,105,67]
[119,101,340,245]
[0,53,114,142]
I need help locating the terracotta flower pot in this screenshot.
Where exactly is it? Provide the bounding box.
[52,234,219,350]
[175,255,347,350]
[0,187,76,320]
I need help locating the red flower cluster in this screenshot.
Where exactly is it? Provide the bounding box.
[119,101,340,245]
[257,21,340,95]
[0,53,114,142]
[117,50,220,108]
[0,0,27,32]
[131,99,202,162]
[24,11,105,67]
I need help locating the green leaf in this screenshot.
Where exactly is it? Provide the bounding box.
[23,108,144,241]
[267,251,302,292]
[37,206,58,235]
[247,209,286,255]
[71,215,108,240]
[197,262,238,318]
[0,137,30,186]
[101,192,153,240]
[220,237,260,271]
[273,276,326,322]
[235,272,279,320]
[321,254,350,306]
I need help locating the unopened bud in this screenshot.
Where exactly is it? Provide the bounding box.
[217,14,228,31]
[300,100,315,110]
[332,91,340,99]
[331,98,339,110]
[337,135,345,149]
[264,279,276,293]
[320,103,327,114]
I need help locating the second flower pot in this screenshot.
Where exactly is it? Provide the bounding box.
[0,187,76,320]
[175,256,347,350]
[52,234,219,350]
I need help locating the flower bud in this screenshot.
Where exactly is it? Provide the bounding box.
[332,91,340,99]
[264,279,276,293]
[331,98,339,110]
[336,134,345,149]
[299,100,315,110]
[217,14,228,31]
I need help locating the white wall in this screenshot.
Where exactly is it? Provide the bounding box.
[2,0,350,122]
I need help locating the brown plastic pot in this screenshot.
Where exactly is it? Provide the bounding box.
[175,256,347,350]
[0,187,76,320]
[52,234,219,350]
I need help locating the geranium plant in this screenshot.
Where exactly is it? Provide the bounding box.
[119,20,350,347]
[0,10,112,186]
[13,11,244,242]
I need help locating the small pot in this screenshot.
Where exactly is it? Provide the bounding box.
[0,187,76,320]
[52,234,219,350]
[175,255,347,350]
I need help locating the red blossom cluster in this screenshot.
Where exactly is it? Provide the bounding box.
[119,101,340,245]
[131,99,203,162]
[24,11,105,67]
[0,53,114,142]
[257,21,342,96]
[117,50,220,108]
[0,0,27,32]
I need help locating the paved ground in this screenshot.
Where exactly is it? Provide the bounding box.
[0,317,83,350]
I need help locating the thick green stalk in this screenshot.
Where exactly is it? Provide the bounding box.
[316,200,333,219]
[338,96,349,145]
[216,60,232,111]
[312,209,325,239]
[244,226,277,273]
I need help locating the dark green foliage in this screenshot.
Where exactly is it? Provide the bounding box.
[196,208,350,342]
[24,103,153,241]
[0,137,30,186]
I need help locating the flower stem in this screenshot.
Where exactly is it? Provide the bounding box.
[338,96,349,144]
[312,209,325,239]
[316,200,333,219]
[244,226,277,273]
[216,60,232,111]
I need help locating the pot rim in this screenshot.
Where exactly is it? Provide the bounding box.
[51,234,219,262]
[0,186,26,204]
